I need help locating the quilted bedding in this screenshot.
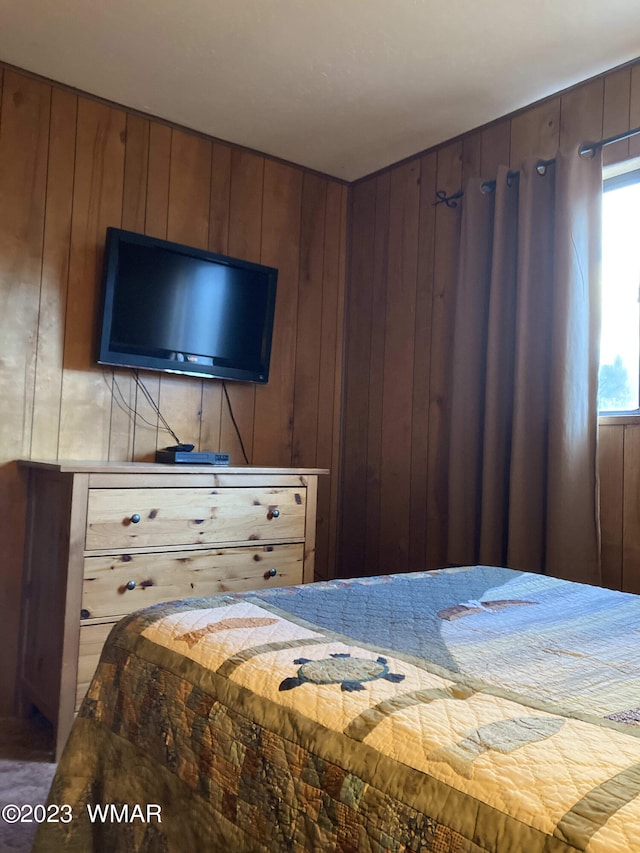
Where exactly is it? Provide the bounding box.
[34,566,640,852]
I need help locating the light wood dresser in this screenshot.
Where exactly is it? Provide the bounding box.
[18,461,327,759]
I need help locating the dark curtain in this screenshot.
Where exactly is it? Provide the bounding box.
[447,151,602,583]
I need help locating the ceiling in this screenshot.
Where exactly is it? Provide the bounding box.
[1,1,639,182]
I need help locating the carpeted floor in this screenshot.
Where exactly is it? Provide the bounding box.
[0,714,57,853]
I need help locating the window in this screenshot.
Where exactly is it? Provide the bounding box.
[598,161,640,412]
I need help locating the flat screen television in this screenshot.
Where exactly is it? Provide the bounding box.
[97,228,278,383]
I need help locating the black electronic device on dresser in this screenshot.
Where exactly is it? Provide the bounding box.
[155,445,231,465]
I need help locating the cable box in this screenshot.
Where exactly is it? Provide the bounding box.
[155,450,230,465]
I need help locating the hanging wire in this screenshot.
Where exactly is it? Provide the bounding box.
[106,369,250,462]
[222,380,249,464]
[133,371,182,445]
[103,371,165,434]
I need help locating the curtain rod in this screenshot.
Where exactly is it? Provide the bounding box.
[433,160,551,205]
[479,160,552,194]
[579,125,640,158]
[434,125,640,206]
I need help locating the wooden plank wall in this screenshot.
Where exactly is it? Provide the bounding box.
[600,420,640,595]
[0,66,347,713]
[340,58,640,581]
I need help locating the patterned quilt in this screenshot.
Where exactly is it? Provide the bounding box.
[34,566,640,852]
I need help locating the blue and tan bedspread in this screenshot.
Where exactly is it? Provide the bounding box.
[35,566,640,852]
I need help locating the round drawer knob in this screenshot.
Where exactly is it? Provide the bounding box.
[266,568,277,578]
[125,580,137,590]
[130,513,141,524]
[269,508,280,519]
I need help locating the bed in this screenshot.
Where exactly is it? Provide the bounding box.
[34,565,640,852]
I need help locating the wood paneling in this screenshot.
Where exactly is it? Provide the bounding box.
[0,70,51,719]
[30,88,77,462]
[559,79,604,156]
[462,132,482,183]
[339,177,376,577]
[510,100,560,164]
[364,172,390,576]
[425,142,462,569]
[209,142,232,254]
[58,98,126,459]
[603,68,631,165]
[599,424,624,590]
[341,58,640,581]
[630,65,640,159]
[0,71,50,456]
[121,114,150,233]
[378,161,420,573]
[480,121,510,176]
[409,152,437,570]
[253,160,303,466]
[0,66,346,713]
[622,425,640,595]
[292,172,326,470]
[317,182,347,580]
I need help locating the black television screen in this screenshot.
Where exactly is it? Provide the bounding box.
[97,228,278,383]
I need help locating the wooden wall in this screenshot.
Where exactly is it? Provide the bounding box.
[340,59,640,581]
[0,66,347,713]
[600,418,640,594]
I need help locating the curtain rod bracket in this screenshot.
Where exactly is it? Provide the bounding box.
[434,189,463,208]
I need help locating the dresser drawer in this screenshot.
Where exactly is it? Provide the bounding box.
[85,487,306,550]
[81,543,304,620]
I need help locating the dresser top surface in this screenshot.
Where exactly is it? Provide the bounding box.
[19,460,329,476]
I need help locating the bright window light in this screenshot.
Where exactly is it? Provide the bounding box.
[598,167,640,412]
